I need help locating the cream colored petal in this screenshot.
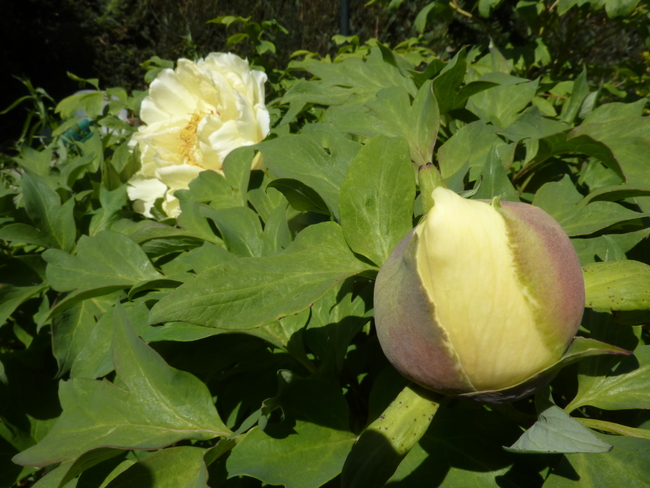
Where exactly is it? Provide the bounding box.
[156,164,203,191]
[139,97,170,125]
[203,53,251,96]
[126,175,168,218]
[255,104,271,140]
[162,191,181,219]
[250,69,268,105]
[197,114,225,172]
[232,91,259,143]
[204,69,238,121]
[209,120,246,163]
[148,68,197,118]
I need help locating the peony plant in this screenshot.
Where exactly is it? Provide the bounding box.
[374,187,587,403]
[127,53,270,218]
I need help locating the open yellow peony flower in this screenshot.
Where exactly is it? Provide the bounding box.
[127,53,270,218]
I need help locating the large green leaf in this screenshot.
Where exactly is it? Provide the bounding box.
[201,206,263,257]
[571,117,650,211]
[52,294,117,377]
[437,121,506,183]
[560,68,589,124]
[256,130,361,221]
[330,81,440,166]
[467,77,539,128]
[565,345,650,413]
[288,46,417,106]
[305,279,371,372]
[522,130,625,181]
[339,135,415,266]
[472,143,519,201]
[105,447,209,488]
[533,175,647,236]
[149,222,372,329]
[227,421,355,488]
[0,284,47,327]
[43,231,162,315]
[544,435,650,488]
[583,260,650,311]
[13,305,230,467]
[500,106,569,142]
[226,372,355,488]
[13,174,76,252]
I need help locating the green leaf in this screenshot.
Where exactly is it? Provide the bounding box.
[226,372,355,488]
[583,100,647,125]
[506,392,612,454]
[330,81,440,166]
[89,185,127,236]
[523,130,625,182]
[500,106,569,142]
[479,0,504,17]
[438,121,505,182]
[604,0,641,18]
[202,206,263,257]
[227,421,354,488]
[13,304,230,467]
[43,231,162,315]
[544,435,650,488]
[257,131,361,221]
[150,222,372,329]
[21,174,76,252]
[267,178,330,215]
[467,78,539,128]
[583,260,650,311]
[70,304,141,379]
[305,279,371,371]
[339,135,415,266]
[105,447,209,488]
[291,47,417,106]
[560,68,590,124]
[0,284,47,327]
[342,385,440,488]
[175,197,222,245]
[472,143,519,201]
[565,345,650,412]
[260,203,292,256]
[0,223,58,249]
[57,448,125,488]
[52,294,117,377]
[222,145,254,208]
[432,48,467,114]
[533,176,647,236]
[579,184,650,205]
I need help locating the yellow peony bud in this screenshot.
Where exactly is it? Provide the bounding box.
[374,187,585,403]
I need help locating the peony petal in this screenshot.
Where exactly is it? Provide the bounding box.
[155,164,203,191]
[148,68,197,118]
[209,120,246,163]
[126,175,168,218]
[162,190,182,219]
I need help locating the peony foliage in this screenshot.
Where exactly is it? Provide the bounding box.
[2,6,650,488]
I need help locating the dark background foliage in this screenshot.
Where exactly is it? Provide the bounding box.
[1,0,648,150]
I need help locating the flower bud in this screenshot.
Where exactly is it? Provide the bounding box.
[374,187,585,403]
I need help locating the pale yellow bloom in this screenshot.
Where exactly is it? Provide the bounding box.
[127,53,270,218]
